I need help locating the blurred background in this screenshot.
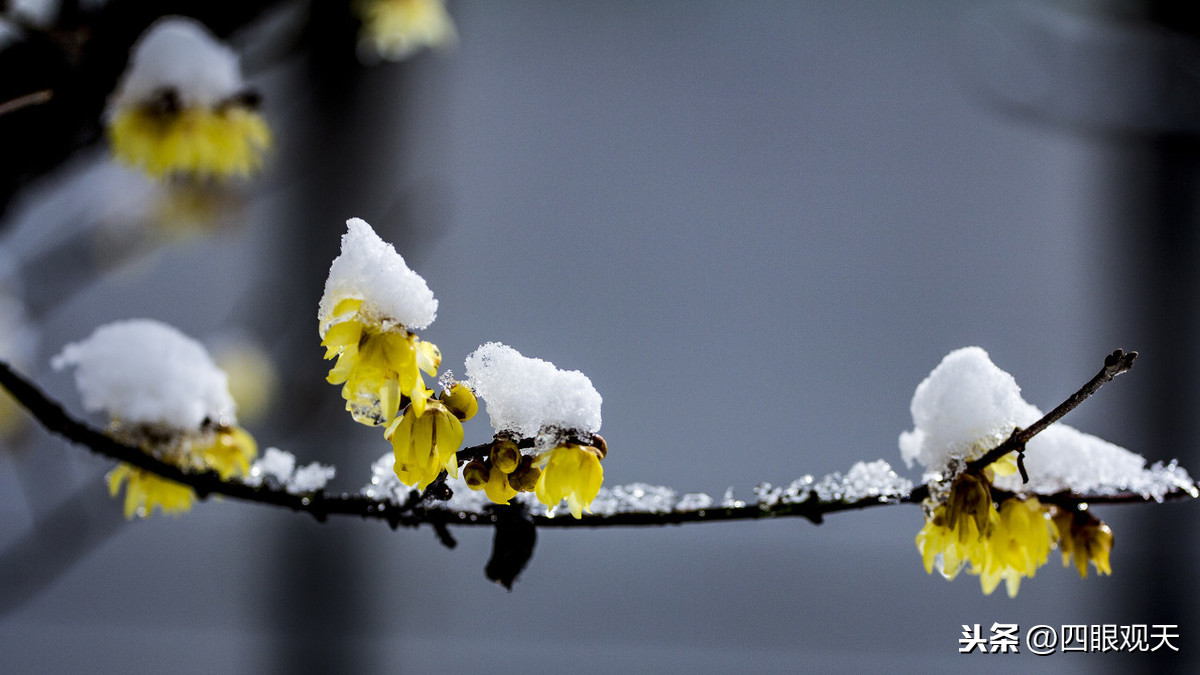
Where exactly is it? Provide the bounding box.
[1,1,1198,672]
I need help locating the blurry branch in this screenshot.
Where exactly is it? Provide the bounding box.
[1,350,1194,538]
[0,90,53,117]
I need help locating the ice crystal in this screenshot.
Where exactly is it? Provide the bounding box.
[675,492,715,512]
[245,447,295,488]
[587,483,677,516]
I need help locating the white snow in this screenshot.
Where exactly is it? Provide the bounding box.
[318,218,437,336]
[899,346,1040,471]
[244,447,335,494]
[464,342,602,438]
[289,462,337,494]
[52,319,236,430]
[902,346,1197,500]
[109,17,244,111]
[245,447,295,487]
[994,425,1197,501]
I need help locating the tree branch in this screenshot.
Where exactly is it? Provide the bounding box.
[0,352,1191,536]
[966,348,1139,474]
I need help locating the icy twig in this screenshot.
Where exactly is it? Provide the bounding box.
[0,350,1190,535]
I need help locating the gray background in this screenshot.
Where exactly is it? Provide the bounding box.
[2,1,1197,672]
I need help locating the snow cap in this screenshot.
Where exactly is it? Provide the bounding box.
[464,342,602,438]
[318,217,438,335]
[52,318,236,430]
[110,17,244,111]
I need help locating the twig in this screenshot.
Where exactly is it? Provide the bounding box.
[966,348,1138,475]
[0,90,53,117]
[0,352,1189,533]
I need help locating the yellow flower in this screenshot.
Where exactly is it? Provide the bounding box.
[915,502,996,580]
[385,398,463,490]
[535,444,603,518]
[356,0,457,61]
[194,425,258,480]
[1053,506,1114,578]
[974,497,1057,598]
[108,102,271,181]
[322,298,437,425]
[483,464,518,505]
[107,463,195,519]
[0,390,26,440]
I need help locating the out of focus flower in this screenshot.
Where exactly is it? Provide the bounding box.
[106,17,271,181]
[356,0,457,62]
[53,319,257,518]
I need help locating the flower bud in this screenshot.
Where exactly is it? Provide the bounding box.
[440,382,478,421]
[590,433,608,459]
[490,437,520,473]
[507,454,541,491]
[463,460,489,490]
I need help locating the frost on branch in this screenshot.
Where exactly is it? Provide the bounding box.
[245,447,336,495]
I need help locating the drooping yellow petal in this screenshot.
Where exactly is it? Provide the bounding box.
[534,445,603,518]
[108,105,272,181]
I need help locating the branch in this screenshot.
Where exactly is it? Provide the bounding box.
[966,348,1138,475]
[0,352,1191,537]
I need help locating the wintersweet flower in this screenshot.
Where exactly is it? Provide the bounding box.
[106,18,271,181]
[107,464,195,519]
[1053,506,1114,578]
[52,319,257,518]
[385,399,463,491]
[915,473,998,579]
[535,444,604,518]
[974,497,1057,598]
[322,300,436,424]
[356,0,457,62]
[319,219,440,426]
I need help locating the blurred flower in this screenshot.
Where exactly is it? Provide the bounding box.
[211,337,278,424]
[356,0,457,62]
[106,17,271,181]
[53,319,256,517]
[107,464,195,519]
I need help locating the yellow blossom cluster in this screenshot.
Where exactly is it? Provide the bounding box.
[915,467,1113,597]
[321,298,477,492]
[355,0,457,62]
[107,424,258,519]
[109,101,272,181]
[463,433,606,519]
